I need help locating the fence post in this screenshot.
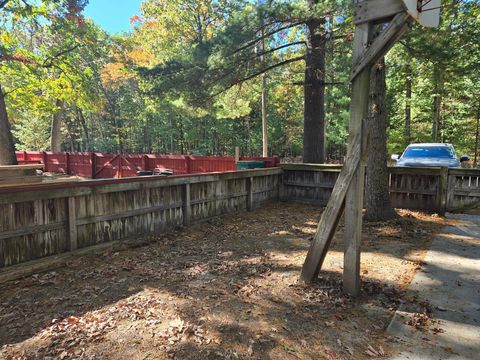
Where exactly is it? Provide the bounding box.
[91,152,96,179]
[118,156,123,178]
[437,166,448,215]
[246,176,254,211]
[66,197,78,251]
[65,152,70,174]
[235,147,240,163]
[185,155,192,174]
[42,151,47,172]
[278,170,285,201]
[182,183,191,226]
[446,170,456,212]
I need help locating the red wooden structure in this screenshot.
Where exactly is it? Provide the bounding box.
[15,151,279,179]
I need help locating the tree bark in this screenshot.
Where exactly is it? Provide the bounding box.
[303,10,326,164]
[51,99,64,152]
[0,85,18,165]
[474,99,480,167]
[77,107,90,151]
[365,58,397,221]
[325,15,335,160]
[404,64,412,146]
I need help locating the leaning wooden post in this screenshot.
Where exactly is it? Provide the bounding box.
[301,0,416,294]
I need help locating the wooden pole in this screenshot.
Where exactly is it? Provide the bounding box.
[260,17,268,157]
[474,101,480,167]
[343,21,373,296]
[300,134,362,282]
[235,146,240,163]
[301,2,412,294]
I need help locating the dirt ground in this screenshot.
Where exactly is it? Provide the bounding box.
[0,202,453,360]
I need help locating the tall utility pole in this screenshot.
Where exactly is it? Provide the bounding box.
[260,24,268,157]
[405,63,412,146]
[474,100,480,167]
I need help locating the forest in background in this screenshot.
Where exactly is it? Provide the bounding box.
[1,0,479,163]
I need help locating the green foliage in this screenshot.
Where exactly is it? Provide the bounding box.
[2,0,480,163]
[386,1,480,158]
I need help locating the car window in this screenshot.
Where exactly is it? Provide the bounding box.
[403,146,454,159]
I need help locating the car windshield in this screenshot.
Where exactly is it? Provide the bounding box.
[403,146,454,159]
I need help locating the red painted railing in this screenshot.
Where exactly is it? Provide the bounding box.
[15,151,279,179]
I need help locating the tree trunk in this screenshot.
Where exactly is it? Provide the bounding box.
[77,107,90,151]
[474,99,480,167]
[365,58,397,221]
[325,15,335,161]
[0,85,18,165]
[303,11,326,164]
[432,65,444,142]
[404,64,412,146]
[51,99,64,152]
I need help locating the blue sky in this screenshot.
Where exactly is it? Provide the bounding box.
[84,0,143,34]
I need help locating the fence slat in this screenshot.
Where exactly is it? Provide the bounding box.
[0,169,281,270]
[66,197,77,251]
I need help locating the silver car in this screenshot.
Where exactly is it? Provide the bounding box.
[392,143,469,168]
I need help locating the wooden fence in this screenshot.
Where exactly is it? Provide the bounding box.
[281,164,480,214]
[0,168,281,269]
[15,151,280,178]
[447,168,480,211]
[1,164,479,272]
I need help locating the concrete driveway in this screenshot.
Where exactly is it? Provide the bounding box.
[388,213,480,360]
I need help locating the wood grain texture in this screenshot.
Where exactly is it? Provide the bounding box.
[0,169,281,269]
[300,133,361,283]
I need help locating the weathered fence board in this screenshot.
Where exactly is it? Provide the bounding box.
[0,168,282,269]
[282,165,342,206]
[282,164,480,214]
[446,169,480,211]
[389,167,444,212]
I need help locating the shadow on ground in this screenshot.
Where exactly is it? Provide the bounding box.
[0,202,459,359]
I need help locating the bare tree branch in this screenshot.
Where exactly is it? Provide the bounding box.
[231,21,305,55]
[213,41,306,83]
[211,55,305,97]
[292,80,349,86]
[43,45,80,67]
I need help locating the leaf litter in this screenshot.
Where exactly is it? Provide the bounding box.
[0,203,450,359]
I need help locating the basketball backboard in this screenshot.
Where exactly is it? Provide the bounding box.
[402,0,441,27]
